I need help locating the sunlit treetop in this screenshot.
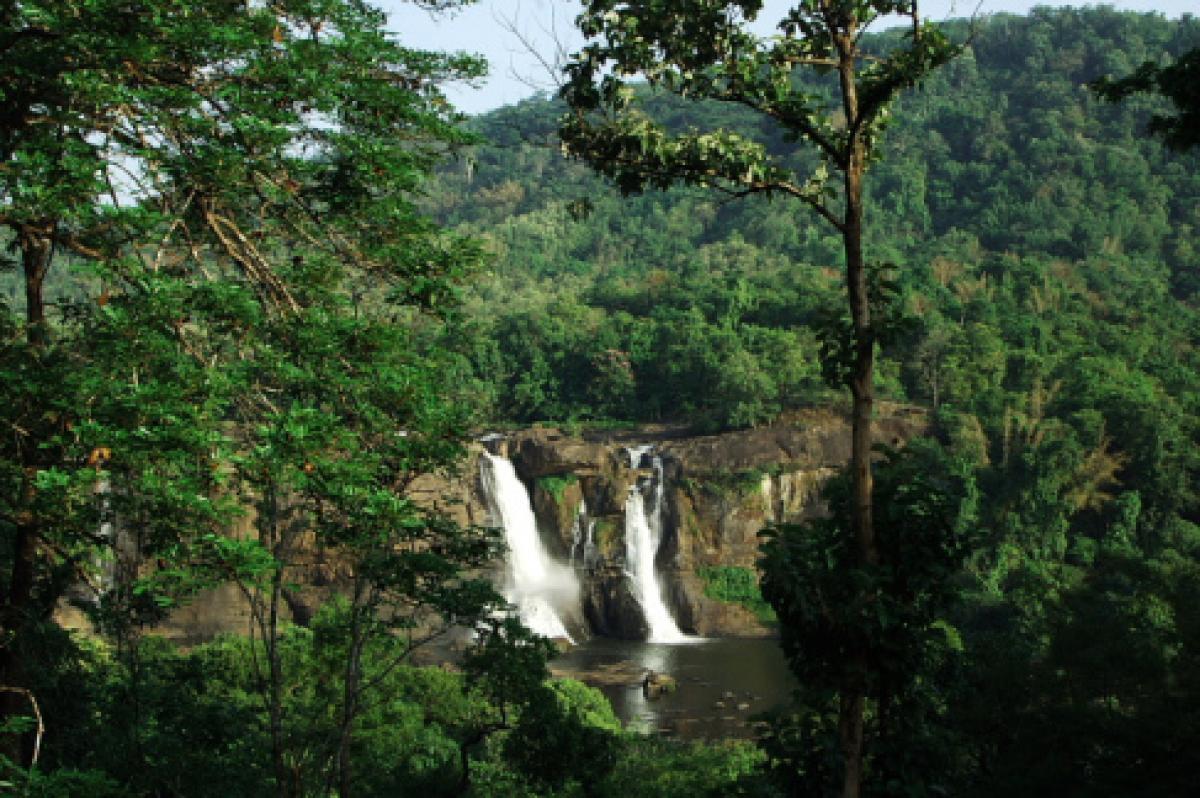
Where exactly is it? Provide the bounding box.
[0,0,485,309]
[560,1,958,230]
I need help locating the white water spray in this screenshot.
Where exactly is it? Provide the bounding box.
[480,452,578,641]
[625,446,690,643]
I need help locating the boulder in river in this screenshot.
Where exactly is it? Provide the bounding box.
[642,670,678,700]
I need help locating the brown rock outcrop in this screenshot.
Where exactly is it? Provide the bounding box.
[74,405,926,644]
[500,404,928,639]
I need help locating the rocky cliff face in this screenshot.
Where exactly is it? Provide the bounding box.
[83,405,924,643]
[487,405,927,639]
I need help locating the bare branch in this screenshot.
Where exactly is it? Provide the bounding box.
[723,89,842,163]
[202,202,301,314]
[152,191,197,274]
[493,0,579,95]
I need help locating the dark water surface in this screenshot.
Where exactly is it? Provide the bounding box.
[552,636,796,739]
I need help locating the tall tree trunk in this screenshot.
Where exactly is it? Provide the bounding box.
[20,229,50,347]
[836,20,878,798]
[844,147,878,571]
[336,583,367,798]
[0,228,53,767]
[8,229,51,623]
[269,581,289,797]
[264,486,292,798]
[840,168,875,798]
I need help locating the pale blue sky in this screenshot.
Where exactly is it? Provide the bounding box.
[382,1,1196,113]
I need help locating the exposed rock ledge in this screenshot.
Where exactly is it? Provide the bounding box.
[79,405,925,644]
[499,404,927,639]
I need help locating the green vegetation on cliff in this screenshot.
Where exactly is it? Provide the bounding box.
[697,566,776,624]
[536,473,579,504]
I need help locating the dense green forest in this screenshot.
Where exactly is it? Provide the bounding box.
[429,7,1199,794]
[2,2,1200,797]
[437,7,1200,431]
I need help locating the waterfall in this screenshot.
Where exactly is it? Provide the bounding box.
[569,500,585,568]
[569,499,598,570]
[479,452,577,641]
[625,446,690,643]
[583,515,597,569]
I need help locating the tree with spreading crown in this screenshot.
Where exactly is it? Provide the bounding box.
[1,2,500,790]
[559,3,957,795]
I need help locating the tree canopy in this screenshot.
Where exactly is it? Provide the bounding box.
[0,1,508,791]
[1094,43,1200,151]
[558,3,962,796]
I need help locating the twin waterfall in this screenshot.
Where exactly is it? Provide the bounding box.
[479,447,692,643]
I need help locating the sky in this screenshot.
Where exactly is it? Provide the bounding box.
[382,1,1196,114]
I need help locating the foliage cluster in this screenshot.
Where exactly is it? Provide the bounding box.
[0,1,505,794]
[696,566,776,624]
[0,613,774,797]
[683,468,771,500]
[536,474,579,504]
[755,429,1200,797]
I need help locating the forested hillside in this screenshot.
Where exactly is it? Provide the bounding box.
[419,12,1200,792]
[427,4,1200,556]
[434,7,1199,435]
[4,4,1200,796]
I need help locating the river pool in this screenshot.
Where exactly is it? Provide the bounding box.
[551,636,796,739]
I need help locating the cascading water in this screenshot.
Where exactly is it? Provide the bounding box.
[582,515,598,569]
[569,500,585,567]
[479,452,578,641]
[569,499,598,570]
[625,446,691,643]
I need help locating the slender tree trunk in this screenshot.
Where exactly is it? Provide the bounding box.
[264,486,292,798]
[839,169,875,798]
[269,589,289,797]
[6,230,51,626]
[21,230,50,347]
[0,494,38,767]
[844,155,877,570]
[0,229,53,767]
[336,583,367,798]
[835,20,878,798]
[456,721,505,795]
[457,739,473,795]
[839,690,866,798]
